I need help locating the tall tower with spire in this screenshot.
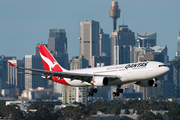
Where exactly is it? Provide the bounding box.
[109,1,120,31]
[176,31,180,56]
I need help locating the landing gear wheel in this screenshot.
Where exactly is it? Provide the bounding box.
[116,89,120,93]
[113,92,116,97]
[90,88,94,93]
[113,85,123,97]
[87,87,98,96]
[153,83,158,87]
[93,88,97,93]
[90,92,94,96]
[113,92,120,97]
[120,89,123,93]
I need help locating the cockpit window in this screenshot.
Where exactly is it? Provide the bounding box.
[159,65,167,67]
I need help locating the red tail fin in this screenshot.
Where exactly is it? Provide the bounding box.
[38,45,66,72]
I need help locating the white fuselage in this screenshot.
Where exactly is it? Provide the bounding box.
[63,61,170,87]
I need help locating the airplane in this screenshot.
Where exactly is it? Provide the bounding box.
[8,45,170,97]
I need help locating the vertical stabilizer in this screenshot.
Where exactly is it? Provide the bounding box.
[38,45,67,72]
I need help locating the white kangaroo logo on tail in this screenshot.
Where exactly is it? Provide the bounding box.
[39,52,58,71]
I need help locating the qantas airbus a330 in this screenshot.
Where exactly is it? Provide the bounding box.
[8,45,170,97]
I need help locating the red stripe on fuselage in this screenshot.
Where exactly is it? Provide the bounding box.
[51,76,70,86]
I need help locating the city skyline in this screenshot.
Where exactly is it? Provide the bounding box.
[1,0,180,60]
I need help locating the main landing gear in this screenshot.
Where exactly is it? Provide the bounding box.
[86,84,97,96]
[153,78,158,87]
[113,85,123,97]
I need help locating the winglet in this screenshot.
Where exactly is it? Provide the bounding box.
[8,62,16,67]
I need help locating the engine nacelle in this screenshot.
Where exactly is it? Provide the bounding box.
[135,80,154,87]
[93,76,109,87]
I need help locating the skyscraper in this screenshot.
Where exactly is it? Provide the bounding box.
[176,31,180,56]
[25,54,48,89]
[166,33,180,98]
[80,20,99,67]
[8,59,25,91]
[48,28,69,69]
[137,32,157,47]
[0,55,16,89]
[99,28,111,56]
[70,55,89,70]
[111,25,135,65]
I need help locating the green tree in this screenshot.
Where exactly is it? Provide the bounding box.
[61,106,74,119]
[28,103,40,110]
[25,111,39,120]
[57,117,64,120]
[124,108,130,114]
[168,108,180,120]
[1,105,24,120]
[44,103,54,113]
[0,100,5,108]
[52,109,63,120]
[36,107,52,120]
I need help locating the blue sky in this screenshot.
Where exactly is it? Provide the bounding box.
[0,0,180,60]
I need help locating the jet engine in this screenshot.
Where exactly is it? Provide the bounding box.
[93,76,109,87]
[135,80,154,87]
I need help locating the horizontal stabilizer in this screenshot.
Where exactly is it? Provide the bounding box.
[8,62,16,67]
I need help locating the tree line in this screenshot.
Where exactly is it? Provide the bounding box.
[0,99,180,120]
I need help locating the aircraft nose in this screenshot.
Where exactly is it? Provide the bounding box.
[165,66,170,74]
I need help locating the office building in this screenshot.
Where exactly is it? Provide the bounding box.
[99,28,111,56]
[119,45,133,64]
[166,57,180,98]
[79,20,99,67]
[111,25,135,65]
[164,32,180,98]
[70,55,89,70]
[48,28,69,69]
[20,87,53,100]
[176,32,180,56]
[161,80,176,99]
[151,45,168,63]
[0,55,16,89]
[137,32,157,47]
[8,59,25,91]
[132,45,168,63]
[90,56,111,68]
[138,54,154,62]
[25,54,48,90]
[35,43,48,55]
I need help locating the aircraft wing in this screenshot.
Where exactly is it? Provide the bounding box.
[8,62,120,82]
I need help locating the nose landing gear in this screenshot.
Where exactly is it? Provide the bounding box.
[153,78,158,87]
